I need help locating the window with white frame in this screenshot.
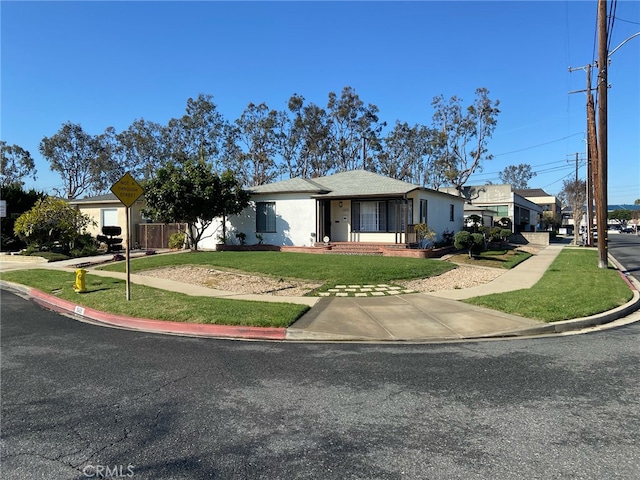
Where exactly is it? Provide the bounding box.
[101,209,119,228]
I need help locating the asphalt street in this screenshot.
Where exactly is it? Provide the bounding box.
[2,290,639,480]
[608,233,640,284]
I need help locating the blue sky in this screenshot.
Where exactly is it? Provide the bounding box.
[2,1,639,204]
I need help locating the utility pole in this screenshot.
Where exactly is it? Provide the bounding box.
[586,62,597,248]
[568,65,596,247]
[566,152,585,181]
[596,0,608,269]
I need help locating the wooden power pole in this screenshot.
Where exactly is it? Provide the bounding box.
[596,0,608,269]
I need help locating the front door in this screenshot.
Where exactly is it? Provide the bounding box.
[331,200,349,241]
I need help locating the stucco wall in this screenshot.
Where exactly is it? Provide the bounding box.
[75,201,144,248]
[198,194,318,250]
[198,190,465,249]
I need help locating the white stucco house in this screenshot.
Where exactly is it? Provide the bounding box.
[198,170,465,251]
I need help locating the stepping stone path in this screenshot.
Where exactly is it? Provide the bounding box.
[318,284,416,297]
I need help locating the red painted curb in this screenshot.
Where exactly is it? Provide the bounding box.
[28,288,287,340]
[618,270,637,291]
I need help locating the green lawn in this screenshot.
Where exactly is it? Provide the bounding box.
[1,269,308,328]
[99,251,456,289]
[464,248,634,322]
[3,248,633,327]
[447,249,532,269]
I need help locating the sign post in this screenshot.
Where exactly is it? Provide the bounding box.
[110,172,144,301]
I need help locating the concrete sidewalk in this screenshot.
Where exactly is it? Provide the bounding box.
[2,243,639,342]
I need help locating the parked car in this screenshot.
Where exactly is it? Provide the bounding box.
[621,226,635,234]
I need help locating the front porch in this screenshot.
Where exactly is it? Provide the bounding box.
[310,241,453,258]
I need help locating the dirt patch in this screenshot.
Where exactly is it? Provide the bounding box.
[138,266,323,296]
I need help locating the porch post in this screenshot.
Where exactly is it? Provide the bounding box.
[404,196,409,246]
[315,200,320,245]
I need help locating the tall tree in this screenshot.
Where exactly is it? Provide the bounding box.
[231,102,280,186]
[142,160,249,251]
[431,87,500,195]
[327,86,385,172]
[117,119,167,181]
[164,94,228,167]
[499,163,537,189]
[559,178,587,245]
[39,122,105,199]
[0,142,37,187]
[281,94,333,178]
[378,122,433,185]
[94,126,128,192]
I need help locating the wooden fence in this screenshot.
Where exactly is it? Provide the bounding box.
[137,223,187,250]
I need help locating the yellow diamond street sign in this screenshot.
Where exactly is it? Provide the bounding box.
[110,172,144,207]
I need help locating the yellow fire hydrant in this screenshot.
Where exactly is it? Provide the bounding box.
[74,268,87,293]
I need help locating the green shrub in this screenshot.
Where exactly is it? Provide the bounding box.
[454,231,486,259]
[169,232,186,249]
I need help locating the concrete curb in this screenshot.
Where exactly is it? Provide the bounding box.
[480,288,640,338]
[3,276,639,342]
[0,281,286,341]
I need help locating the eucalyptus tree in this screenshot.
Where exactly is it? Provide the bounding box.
[275,94,305,179]
[231,102,280,186]
[499,163,537,189]
[0,141,37,187]
[117,118,167,181]
[94,126,128,190]
[327,86,385,172]
[378,122,434,185]
[430,87,500,194]
[39,122,107,199]
[164,93,228,168]
[281,94,334,178]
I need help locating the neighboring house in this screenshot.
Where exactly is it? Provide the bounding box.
[515,188,562,223]
[68,194,146,249]
[198,170,465,250]
[442,184,543,233]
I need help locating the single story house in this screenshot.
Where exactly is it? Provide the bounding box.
[68,194,184,250]
[68,194,145,249]
[198,170,466,250]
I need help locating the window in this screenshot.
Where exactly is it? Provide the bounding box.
[256,202,276,232]
[101,209,118,228]
[352,199,412,232]
[419,199,428,224]
[494,205,509,217]
[449,204,455,222]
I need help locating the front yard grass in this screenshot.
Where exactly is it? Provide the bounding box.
[99,251,456,291]
[1,269,308,328]
[464,248,633,322]
[447,248,532,269]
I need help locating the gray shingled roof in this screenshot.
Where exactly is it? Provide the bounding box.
[251,170,422,198]
[249,177,328,194]
[68,193,120,204]
[515,188,552,197]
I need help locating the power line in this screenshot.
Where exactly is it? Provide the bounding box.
[493,132,584,157]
